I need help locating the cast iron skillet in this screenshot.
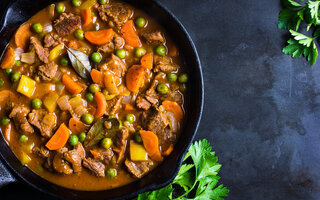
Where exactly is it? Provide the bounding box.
[0,0,203,199]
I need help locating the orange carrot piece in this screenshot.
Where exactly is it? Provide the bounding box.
[140,52,153,69]
[90,69,104,87]
[14,23,32,51]
[62,74,84,94]
[45,123,70,150]
[162,100,184,122]
[121,20,141,48]
[69,117,88,133]
[124,104,134,111]
[94,91,107,118]
[162,144,173,156]
[82,8,92,26]
[126,65,146,93]
[68,40,80,50]
[85,29,114,45]
[90,148,101,159]
[139,130,162,161]
[1,47,15,69]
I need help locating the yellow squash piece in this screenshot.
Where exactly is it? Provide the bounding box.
[49,44,65,61]
[17,75,36,97]
[20,151,31,165]
[130,140,148,161]
[43,92,59,112]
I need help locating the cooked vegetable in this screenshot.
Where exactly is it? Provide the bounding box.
[21,52,35,64]
[4,69,12,75]
[102,90,116,100]
[134,47,146,58]
[14,23,32,51]
[94,91,106,118]
[162,100,183,122]
[78,132,86,142]
[101,137,112,149]
[49,44,65,61]
[103,71,119,94]
[140,52,153,69]
[85,29,114,45]
[98,0,107,4]
[178,73,188,83]
[125,114,135,123]
[0,117,10,125]
[124,104,134,111]
[74,29,85,40]
[45,123,70,150]
[62,74,84,94]
[0,47,15,69]
[126,65,146,93]
[121,20,141,48]
[180,83,187,93]
[19,135,28,142]
[79,0,96,9]
[60,57,69,66]
[20,151,31,165]
[55,3,66,13]
[69,135,79,146]
[90,69,104,86]
[0,79,4,86]
[82,113,94,124]
[157,84,169,94]
[84,117,107,147]
[155,45,167,56]
[43,92,59,112]
[16,75,35,97]
[139,130,162,161]
[67,48,92,79]
[82,8,92,26]
[32,23,43,33]
[72,0,82,7]
[69,117,88,133]
[90,52,102,63]
[130,141,148,161]
[106,168,117,179]
[89,84,100,93]
[86,92,94,102]
[134,132,142,143]
[31,98,42,109]
[167,73,177,82]
[161,145,173,156]
[115,49,126,59]
[135,17,146,28]
[15,60,21,67]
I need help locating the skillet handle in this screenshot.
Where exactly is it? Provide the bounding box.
[0,156,16,187]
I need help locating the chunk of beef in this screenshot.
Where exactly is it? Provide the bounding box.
[136,96,151,110]
[125,159,154,178]
[114,36,125,49]
[64,143,85,173]
[44,153,54,170]
[90,148,114,165]
[44,33,68,48]
[105,54,126,77]
[9,104,33,134]
[158,126,175,147]
[141,107,168,135]
[30,36,49,64]
[54,13,81,35]
[28,109,57,138]
[53,153,73,174]
[106,96,124,116]
[38,62,58,81]
[153,55,178,73]
[113,128,129,163]
[83,158,105,177]
[32,146,50,158]
[98,35,125,54]
[98,3,132,28]
[143,32,165,44]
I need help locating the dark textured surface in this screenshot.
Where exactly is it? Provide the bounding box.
[0,0,318,199]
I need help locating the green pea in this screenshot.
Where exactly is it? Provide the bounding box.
[89,84,100,93]
[31,98,42,109]
[72,0,82,7]
[157,84,169,94]
[99,0,108,4]
[167,73,177,82]
[10,71,21,83]
[115,49,126,59]
[134,47,146,58]
[106,168,117,179]
[32,23,43,33]
[155,45,167,56]
[37,165,44,172]
[0,79,4,86]
[15,60,21,67]
[180,83,187,93]
[135,17,146,28]
[4,68,12,75]
[90,52,102,63]
[178,73,188,83]
[60,57,69,66]
[56,3,66,14]
[69,135,79,146]
[0,117,10,125]
[82,113,94,125]
[101,138,112,149]
[125,114,135,123]
[79,132,86,142]
[86,93,94,102]
[134,132,142,143]
[19,135,28,142]
[74,29,84,40]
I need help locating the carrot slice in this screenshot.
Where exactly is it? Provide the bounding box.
[124,104,134,111]
[126,65,146,93]
[90,69,104,87]
[94,91,107,118]
[85,29,114,45]
[45,123,70,150]
[121,20,141,48]
[69,117,88,133]
[15,23,32,51]
[139,130,162,161]
[81,8,92,26]
[162,100,184,122]
[68,40,80,50]
[140,52,153,69]
[62,74,84,94]
[1,47,15,69]
[162,144,173,156]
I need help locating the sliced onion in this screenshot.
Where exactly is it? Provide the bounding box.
[166,112,179,133]
[43,22,53,33]
[14,48,24,60]
[122,95,131,104]
[57,95,72,111]
[74,105,87,117]
[21,52,35,64]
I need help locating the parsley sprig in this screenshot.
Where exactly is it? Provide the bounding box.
[136,139,229,200]
[278,0,320,65]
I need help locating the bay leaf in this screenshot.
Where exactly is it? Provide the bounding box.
[84,117,107,148]
[66,47,92,79]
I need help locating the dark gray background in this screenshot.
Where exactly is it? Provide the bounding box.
[0,0,318,199]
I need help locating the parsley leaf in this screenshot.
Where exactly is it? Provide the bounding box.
[289,29,314,46]
[305,1,320,26]
[136,139,229,200]
[281,0,303,8]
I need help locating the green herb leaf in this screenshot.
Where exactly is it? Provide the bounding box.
[283,38,305,58]
[289,29,314,47]
[281,0,303,8]
[305,1,320,25]
[84,117,107,147]
[278,9,301,30]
